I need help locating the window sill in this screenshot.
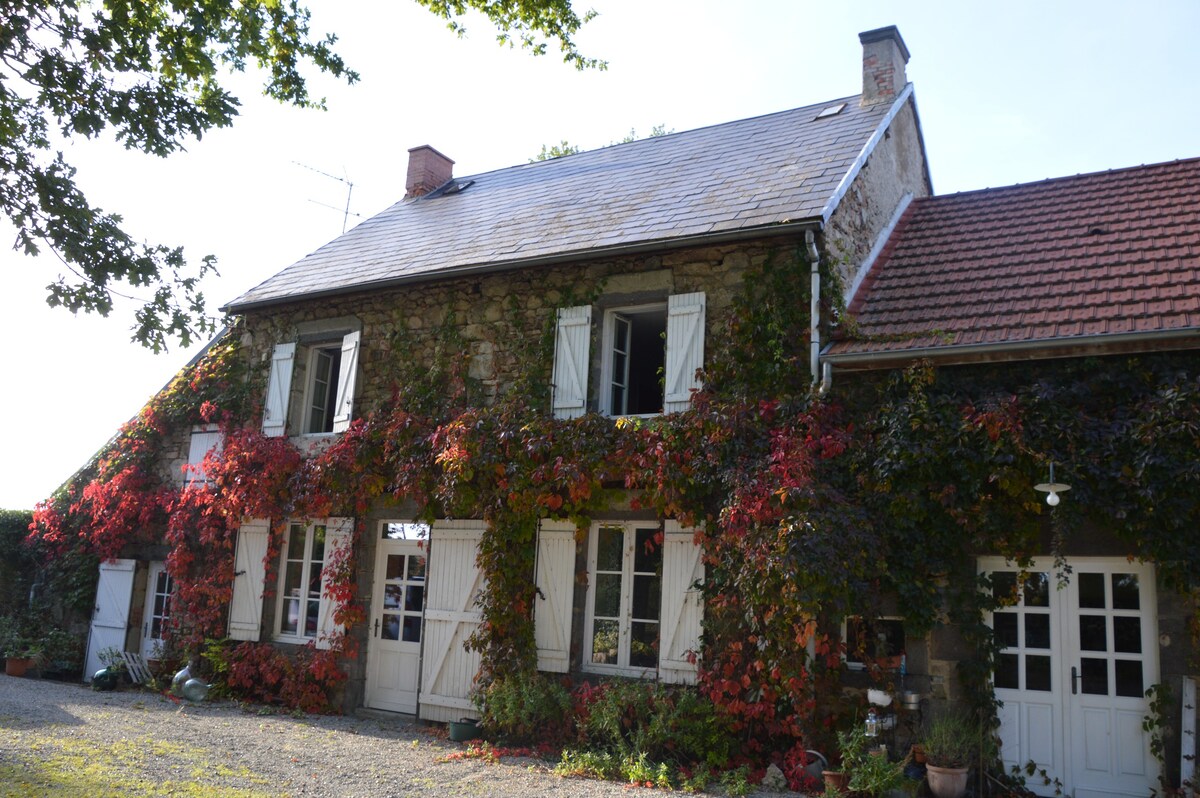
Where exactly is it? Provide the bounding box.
[581,662,658,680]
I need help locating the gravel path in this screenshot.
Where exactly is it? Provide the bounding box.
[0,675,799,797]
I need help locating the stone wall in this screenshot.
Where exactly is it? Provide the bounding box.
[237,238,801,425]
[825,97,931,301]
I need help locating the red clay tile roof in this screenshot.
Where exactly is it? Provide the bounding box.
[825,157,1200,364]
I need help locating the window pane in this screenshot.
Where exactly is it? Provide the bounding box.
[154,595,167,616]
[1023,573,1049,607]
[1024,614,1050,649]
[596,527,623,572]
[994,653,1019,689]
[1026,655,1051,692]
[311,525,326,563]
[281,598,300,635]
[991,572,1017,602]
[402,616,422,643]
[1112,573,1140,610]
[288,524,306,556]
[591,619,619,664]
[594,573,621,618]
[308,563,324,599]
[386,554,404,580]
[305,598,320,636]
[1114,660,1143,698]
[1113,617,1141,653]
[405,585,424,613]
[408,555,426,581]
[1079,615,1107,652]
[283,561,303,597]
[382,614,400,640]
[630,621,658,668]
[633,527,661,573]
[1079,573,1106,609]
[384,584,402,609]
[632,574,661,622]
[1081,657,1108,695]
[993,609,1012,648]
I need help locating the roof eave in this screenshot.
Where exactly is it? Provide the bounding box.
[821,328,1200,370]
[222,219,824,314]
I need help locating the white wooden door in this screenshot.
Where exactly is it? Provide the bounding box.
[83,559,136,681]
[1066,562,1158,798]
[140,561,173,661]
[418,521,485,723]
[365,538,426,714]
[982,557,1158,798]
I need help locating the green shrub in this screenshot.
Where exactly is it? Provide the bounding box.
[922,709,994,769]
[477,673,573,744]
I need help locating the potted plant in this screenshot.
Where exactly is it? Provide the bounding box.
[921,710,994,798]
[827,725,907,797]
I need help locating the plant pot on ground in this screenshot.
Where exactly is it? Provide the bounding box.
[920,709,996,798]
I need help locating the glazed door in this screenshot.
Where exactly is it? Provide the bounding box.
[982,557,1158,798]
[140,562,173,660]
[1066,563,1158,798]
[364,534,426,714]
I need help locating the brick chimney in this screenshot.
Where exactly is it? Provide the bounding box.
[859,26,910,106]
[405,145,454,198]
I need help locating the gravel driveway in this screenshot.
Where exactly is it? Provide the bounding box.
[0,675,794,797]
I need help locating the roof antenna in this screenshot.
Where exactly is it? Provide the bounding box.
[293,162,362,234]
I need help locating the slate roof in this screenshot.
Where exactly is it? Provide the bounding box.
[226,92,902,311]
[825,157,1200,364]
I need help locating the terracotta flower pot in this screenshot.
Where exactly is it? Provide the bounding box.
[925,764,969,798]
[822,769,850,794]
[5,656,34,677]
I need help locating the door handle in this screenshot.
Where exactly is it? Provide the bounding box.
[374,618,379,637]
[1070,666,1079,695]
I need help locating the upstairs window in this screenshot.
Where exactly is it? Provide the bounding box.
[262,329,361,438]
[551,292,705,419]
[605,305,667,416]
[306,344,343,434]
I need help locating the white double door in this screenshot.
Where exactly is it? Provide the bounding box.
[981,557,1159,798]
[364,539,426,714]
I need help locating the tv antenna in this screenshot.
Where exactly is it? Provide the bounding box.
[294,162,362,234]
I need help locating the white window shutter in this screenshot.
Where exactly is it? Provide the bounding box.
[228,519,271,641]
[262,343,296,437]
[534,520,576,673]
[658,520,704,684]
[551,306,591,419]
[185,426,222,486]
[664,292,706,413]
[316,517,354,649]
[331,331,361,433]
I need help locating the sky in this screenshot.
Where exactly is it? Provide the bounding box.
[1,0,1197,510]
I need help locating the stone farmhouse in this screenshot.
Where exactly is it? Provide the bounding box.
[61,25,1199,798]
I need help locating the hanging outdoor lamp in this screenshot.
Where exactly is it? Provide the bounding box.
[1034,463,1071,507]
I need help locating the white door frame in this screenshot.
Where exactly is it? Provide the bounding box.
[981,556,1159,798]
[364,534,427,714]
[140,561,173,661]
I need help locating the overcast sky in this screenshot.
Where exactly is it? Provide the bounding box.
[2,0,1197,510]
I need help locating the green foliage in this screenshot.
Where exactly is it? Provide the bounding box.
[836,726,905,797]
[477,673,574,744]
[531,140,582,161]
[921,709,993,770]
[4,1,599,349]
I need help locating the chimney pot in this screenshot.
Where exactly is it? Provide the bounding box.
[405,145,454,198]
[859,26,910,106]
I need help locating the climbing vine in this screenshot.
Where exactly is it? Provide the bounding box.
[27,247,1200,744]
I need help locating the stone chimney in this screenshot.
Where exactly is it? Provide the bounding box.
[405,145,454,198]
[859,26,910,106]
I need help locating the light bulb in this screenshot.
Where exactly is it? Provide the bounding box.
[1046,491,1060,507]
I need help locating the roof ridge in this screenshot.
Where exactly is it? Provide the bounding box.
[915,155,1200,205]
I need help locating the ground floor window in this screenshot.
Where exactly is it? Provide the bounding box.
[585,522,663,675]
[276,521,327,641]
